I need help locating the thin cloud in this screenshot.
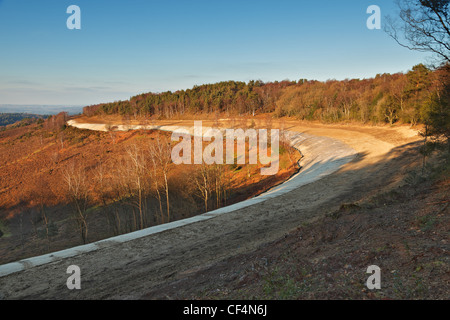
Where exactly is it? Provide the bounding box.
[8,80,40,86]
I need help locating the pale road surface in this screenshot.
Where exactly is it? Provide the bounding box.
[0,119,422,299]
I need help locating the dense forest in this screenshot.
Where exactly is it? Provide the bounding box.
[83,64,449,134]
[0,113,46,127]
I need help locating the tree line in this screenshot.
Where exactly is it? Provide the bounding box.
[0,113,46,127]
[83,64,448,131]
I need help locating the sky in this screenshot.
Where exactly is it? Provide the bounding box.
[0,0,431,106]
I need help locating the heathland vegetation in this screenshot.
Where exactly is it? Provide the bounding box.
[0,0,447,300]
[2,61,448,265]
[0,114,299,264]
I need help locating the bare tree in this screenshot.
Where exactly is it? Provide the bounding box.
[93,161,122,235]
[194,163,212,213]
[63,162,90,244]
[211,164,228,209]
[385,0,450,63]
[384,97,399,125]
[387,0,450,144]
[30,178,53,250]
[44,112,68,132]
[149,156,165,224]
[193,163,228,212]
[149,134,172,223]
[114,157,138,231]
[390,75,408,113]
[124,143,149,230]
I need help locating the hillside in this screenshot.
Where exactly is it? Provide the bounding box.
[144,155,449,300]
[0,118,300,265]
[0,113,46,127]
[1,0,449,303]
[2,118,444,300]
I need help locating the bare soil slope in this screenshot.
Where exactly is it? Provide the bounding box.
[143,172,449,300]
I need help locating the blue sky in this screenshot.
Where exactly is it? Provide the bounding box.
[0,0,430,106]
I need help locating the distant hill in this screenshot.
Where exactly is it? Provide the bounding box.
[0,113,47,127]
[0,105,83,115]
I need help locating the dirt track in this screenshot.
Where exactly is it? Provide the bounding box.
[0,120,423,300]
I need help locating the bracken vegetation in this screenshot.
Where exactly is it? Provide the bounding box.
[0,119,299,264]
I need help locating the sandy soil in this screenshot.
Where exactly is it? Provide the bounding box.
[0,119,423,299]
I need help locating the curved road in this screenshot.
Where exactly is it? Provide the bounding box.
[0,119,421,299]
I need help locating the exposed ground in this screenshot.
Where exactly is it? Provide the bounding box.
[143,159,449,300]
[1,118,447,300]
